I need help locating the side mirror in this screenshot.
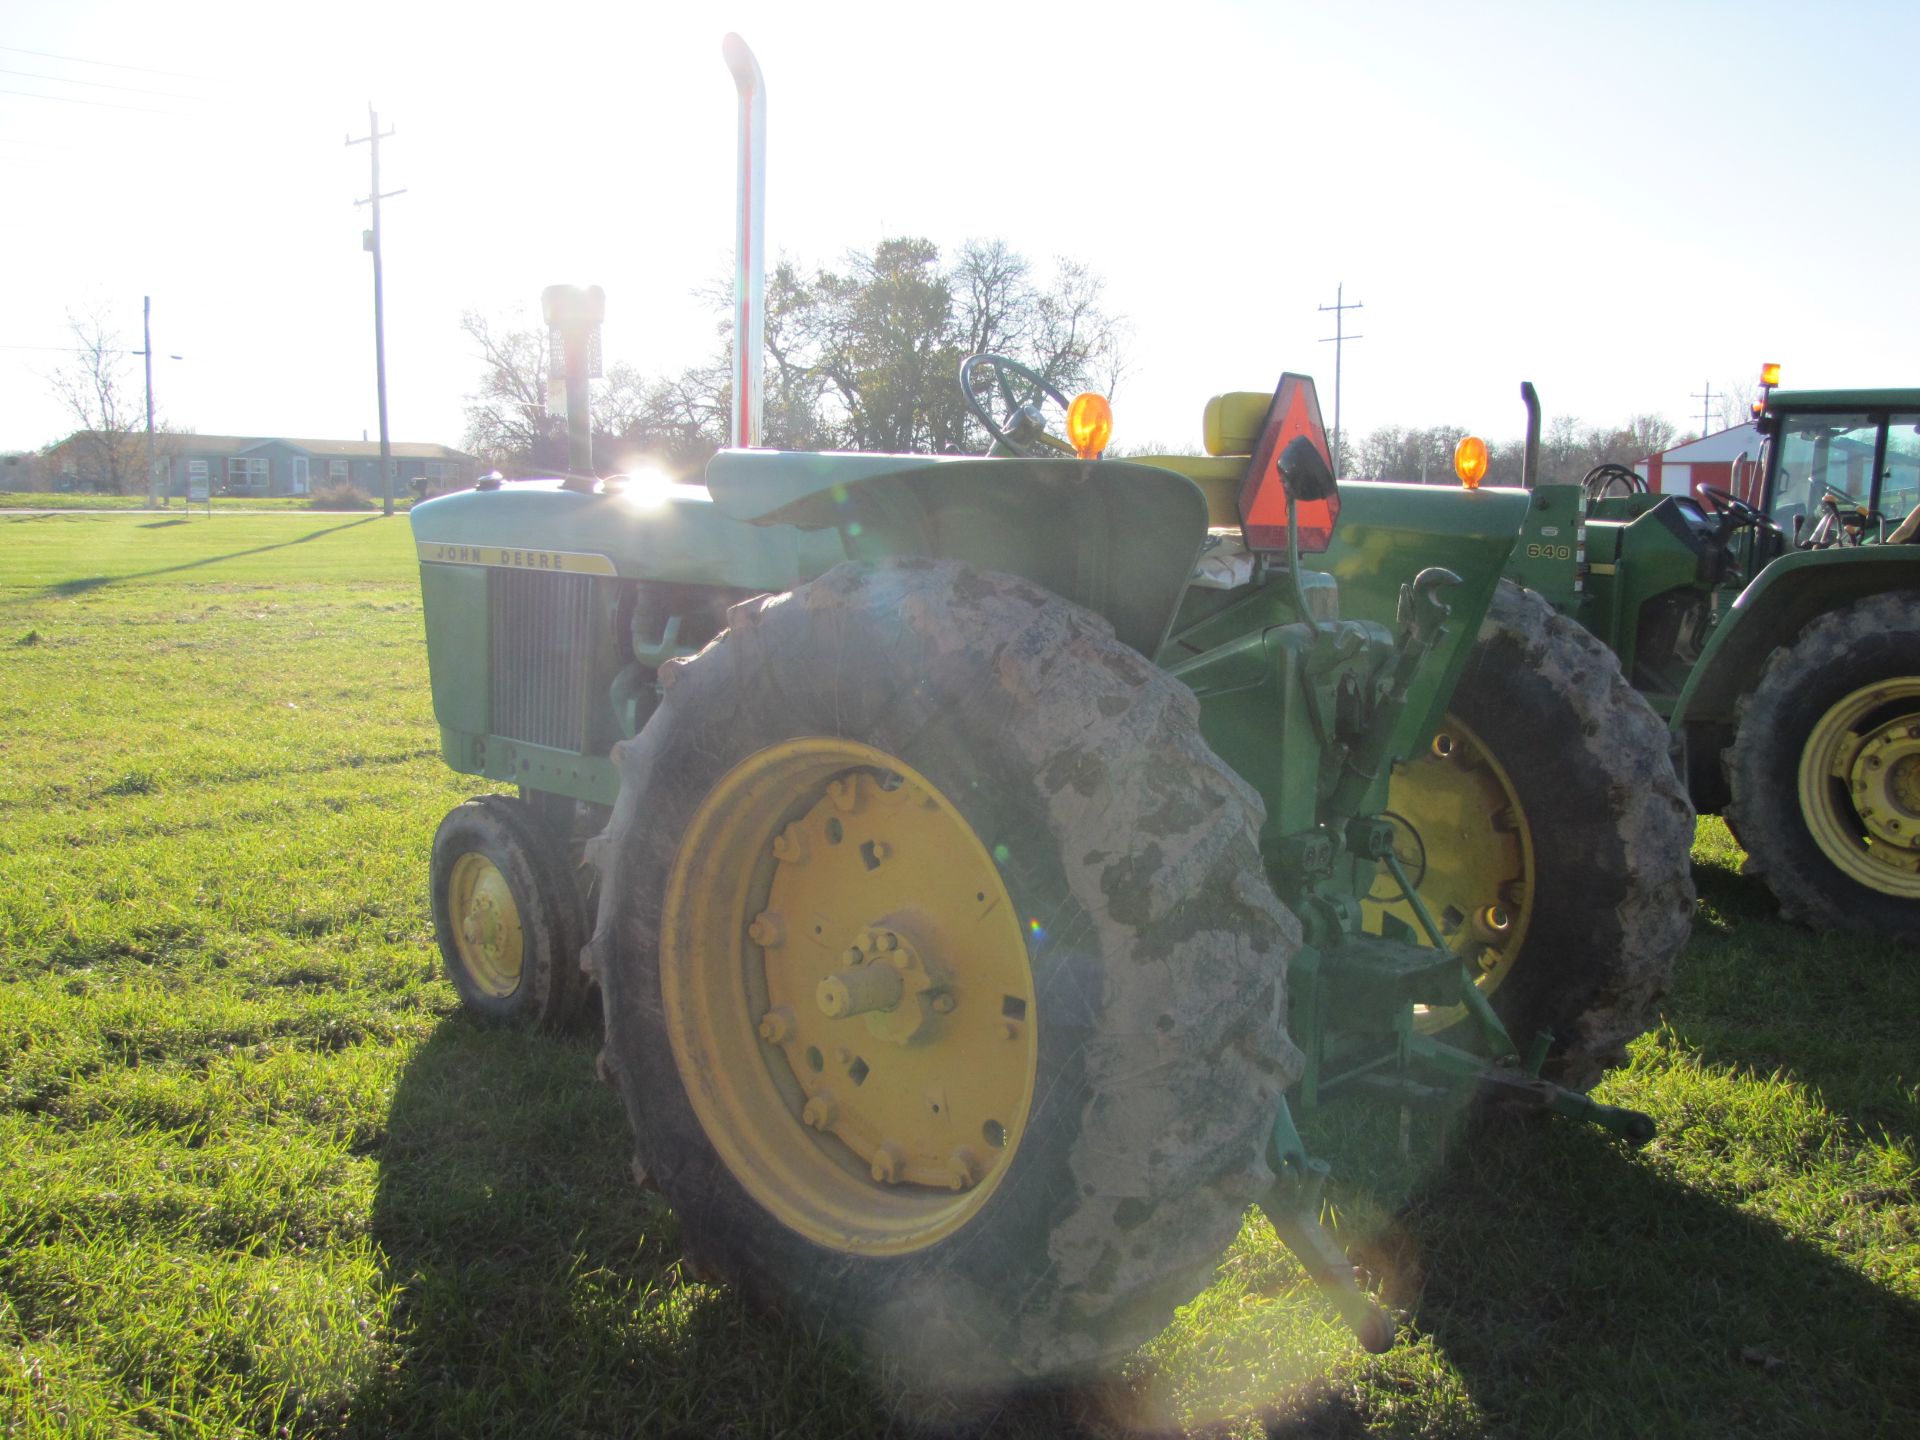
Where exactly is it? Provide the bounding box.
[1280,434,1337,503]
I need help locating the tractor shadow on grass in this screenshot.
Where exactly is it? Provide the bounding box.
[364,1019,1224,1440]
[1338,1107,1920,1440]
[362,1017,953,1439]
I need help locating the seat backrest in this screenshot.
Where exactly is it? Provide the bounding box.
[1203,392,1276,457]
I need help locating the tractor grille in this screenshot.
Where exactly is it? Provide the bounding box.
[489,569,595,750]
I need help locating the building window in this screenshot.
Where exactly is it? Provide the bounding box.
[424,461,456,482]
[226,457,269,490]
[328,459,348,482]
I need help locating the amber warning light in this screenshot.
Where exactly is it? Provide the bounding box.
[1454,436,1489,489]
[1760,362,1781,387]
[1067,392,1112,459]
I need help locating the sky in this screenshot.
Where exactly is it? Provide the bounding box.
[3,0,1916,462]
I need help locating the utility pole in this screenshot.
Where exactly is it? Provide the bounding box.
[131,296,183,510]
[142,296,155,507]
[1317,283,1364,473]
[348,106,405,516]
[1691,380,1720,437]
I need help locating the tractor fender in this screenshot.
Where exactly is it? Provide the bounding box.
[704,448,1211,657]
[1671,546,1920,729]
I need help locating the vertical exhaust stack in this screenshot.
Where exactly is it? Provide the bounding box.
[723,34,766,449]
[1520,381,1541,489]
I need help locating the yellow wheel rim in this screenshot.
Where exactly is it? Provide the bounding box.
[660,739,1036,1257]
[1367,717,1535,1032]
[448,852,525,998]
[1798,677,1920,898]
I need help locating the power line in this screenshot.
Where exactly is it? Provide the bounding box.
[0,65,197,99]
[0,43,213,81]
[0,85,208,117]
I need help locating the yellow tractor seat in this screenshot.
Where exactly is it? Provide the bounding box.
[1126,391,1272,529]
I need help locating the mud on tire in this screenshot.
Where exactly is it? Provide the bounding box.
[1395,582,1695,1089]
[588,559,1302,1386]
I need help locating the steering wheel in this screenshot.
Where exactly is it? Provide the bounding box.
[1698,484,1761,526]
[959,354,1072,457]
[1581,463,1645,500]
[1699,483,1789,553]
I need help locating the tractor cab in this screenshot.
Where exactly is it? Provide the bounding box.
[1755,391,1920,548]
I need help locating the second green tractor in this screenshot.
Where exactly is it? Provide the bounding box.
[1380,375,1919,943]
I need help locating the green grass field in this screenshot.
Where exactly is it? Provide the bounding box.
[1,513,1914,1439]
[0,495,405,514]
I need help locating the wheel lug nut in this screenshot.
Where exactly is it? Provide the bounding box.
[946,1147,980,1191]
[757,1007,794,1043]
[748,911,784,947]
[870,1141,905,1184]
[872,930,897,953]
[802,1095,836,1130]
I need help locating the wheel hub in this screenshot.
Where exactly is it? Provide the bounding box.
[1801,679,1920,895]
[447,852,524,997]
[1367,720,1534,1029]
[660,739,1036,1253]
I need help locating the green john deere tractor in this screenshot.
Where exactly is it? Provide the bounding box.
[408,333,1694,1384]
[1386,373,1918,942]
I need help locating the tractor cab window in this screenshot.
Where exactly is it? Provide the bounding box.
[1768,412,1879,531]
[1880,415,1920,525]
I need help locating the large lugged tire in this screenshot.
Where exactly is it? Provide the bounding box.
[1371,582,1694,1089]
[1724,590,1920,939]
[588,559,1302,1385]
[430,794,587,1030]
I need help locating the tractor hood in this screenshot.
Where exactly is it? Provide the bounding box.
[704,448,1214,656]
[410,452,1214,660]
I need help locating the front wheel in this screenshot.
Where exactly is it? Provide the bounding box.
[1725,590,1920,938]
[429,795,588,1029]
[589,560,1302,1386]
[1369,583,1695,1089]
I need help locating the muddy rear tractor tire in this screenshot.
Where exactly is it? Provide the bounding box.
[1374,582,1695,1089]
[430,794,589,1030]
[587,559,1303,1387]
[1725,590,1920,939]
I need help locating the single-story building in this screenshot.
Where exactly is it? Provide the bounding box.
[43,432,480,498]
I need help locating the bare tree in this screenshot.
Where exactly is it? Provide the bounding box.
[48,309,148,494]
[459,311,561,472]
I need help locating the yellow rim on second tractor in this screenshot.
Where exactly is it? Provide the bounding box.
[1799,677,1920,898]
[1370,717,1535,1031]
[447,852,526,998]
[659,738,1037,1257]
